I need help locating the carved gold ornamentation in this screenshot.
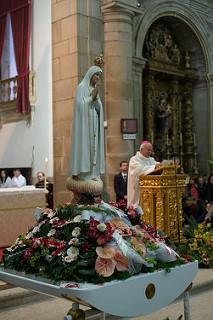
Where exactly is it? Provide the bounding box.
[140,166,186,243]
[143,22,198,173]
[94,54,104,67]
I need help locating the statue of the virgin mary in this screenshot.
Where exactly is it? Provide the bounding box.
[67,58,105,195]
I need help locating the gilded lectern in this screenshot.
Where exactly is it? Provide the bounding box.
[139,166,186,243]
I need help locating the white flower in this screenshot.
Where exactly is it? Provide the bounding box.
[45,255,53,262]
[67,246,79,256]
[73,215,81,223]
[65,220,72,225]
[32,226,40,234]
[26,232,33,239]
[65,247,79,262]
[72,227,81,237]
[49,217,59,224]
[97,223,107,232]
[32,239,41,248]
[47,228,56,237]
[47,210,56,219]
[7,245,16,252]
[68,238,79,246]
[15,238,23,245]
[64,256,74,263]
[38,220,46,227]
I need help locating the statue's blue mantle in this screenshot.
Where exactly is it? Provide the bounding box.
[0,262,198,317]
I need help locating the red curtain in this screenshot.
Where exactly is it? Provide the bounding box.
[10,0,32,113]
[0,0,9,65]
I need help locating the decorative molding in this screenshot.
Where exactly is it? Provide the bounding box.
[101,0,145,15]
[134,1,211,73]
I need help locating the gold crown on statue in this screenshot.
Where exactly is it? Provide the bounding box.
[94,54,104,68]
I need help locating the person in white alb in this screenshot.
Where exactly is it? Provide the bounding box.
[11,169,27,188]
[127,141,160,210]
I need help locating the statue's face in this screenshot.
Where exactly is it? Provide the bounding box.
[90,72,101,87]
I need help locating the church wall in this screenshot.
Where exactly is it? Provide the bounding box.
[51,0,213,203]
[52,0,103,204]
[0,0,53,179]
[133,0,213,175]
[193,81,208,175]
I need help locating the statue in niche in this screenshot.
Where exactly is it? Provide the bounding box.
[154,94,172,138]
[171,44,181,65]
[144,23,182,66]
[144,30,157,59]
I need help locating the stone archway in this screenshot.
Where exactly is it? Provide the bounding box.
[133,5,213,175]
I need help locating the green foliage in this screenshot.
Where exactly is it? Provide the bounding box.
[3,204,188,283]
[178,221,213,268]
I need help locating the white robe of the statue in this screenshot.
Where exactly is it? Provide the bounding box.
[70,66,105,180]
[127,151,157,209]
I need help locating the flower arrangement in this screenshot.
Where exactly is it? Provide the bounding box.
[182,223,213,268]
[3,203,189,283]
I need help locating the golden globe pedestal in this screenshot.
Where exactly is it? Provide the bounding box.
[139,166,186,243]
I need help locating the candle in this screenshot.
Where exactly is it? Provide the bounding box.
[193,133,196,146]
[180,133,183,147]
[166,134,169,146]
[151,131,154,144]
[44,157,48,189]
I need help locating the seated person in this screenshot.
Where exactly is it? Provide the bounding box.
[11,169,26,188]
[114,161,128,203]
[197,175,207,201]
[182,176,205,223]
[35,171,53,209]
[0,169,12,188]
[203,202,213,227]
[205,174,213,203]
[35,171,45,188]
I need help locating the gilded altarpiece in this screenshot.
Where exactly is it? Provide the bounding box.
[143,22,198,173]
[140,166,186,243]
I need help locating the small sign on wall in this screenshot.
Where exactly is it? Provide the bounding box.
[121,119,137,140]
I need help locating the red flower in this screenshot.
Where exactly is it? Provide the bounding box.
[51,243,65,256]
[117,199,127,211]
[82,242,90,252]
[127,206,137,217]
[109,201,119,208]
[97,234,108,246]
[181,254,193,262]
[65,283,79,288]
[52,219,67,227]
[23,248,34,260]
[87,218,100,239]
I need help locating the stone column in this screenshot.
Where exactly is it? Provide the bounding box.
[207,74,213,159]
[101,5,135,200]
[132,56,147,148]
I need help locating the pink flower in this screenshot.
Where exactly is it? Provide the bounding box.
[114,250,128,271]
[97,234,107,246]
[95,257,116,277]
[31,238,42,249]
[23,248,34,260]
[95,247,129,277]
